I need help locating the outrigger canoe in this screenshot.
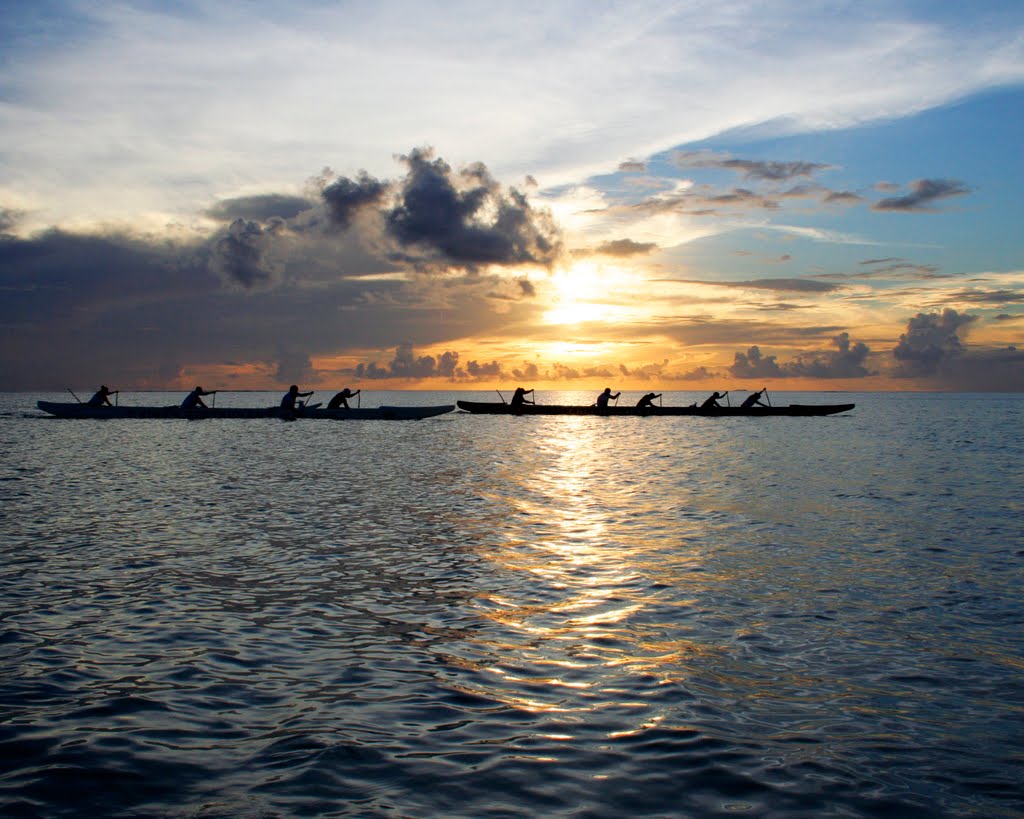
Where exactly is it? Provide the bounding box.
[456,400,854,417]
[37,401,454,421]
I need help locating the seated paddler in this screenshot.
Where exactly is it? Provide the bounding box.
[181,386,216,409]
[510,387,534,407]
[281,385,314,411]
[87,385,118,407]
[636,392,662,409]
[328,387,360,409]
[595,387,620,408]
[701,390,728,408]
[740,389,768,409]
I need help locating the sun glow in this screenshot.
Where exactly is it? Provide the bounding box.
[543,261,637,325]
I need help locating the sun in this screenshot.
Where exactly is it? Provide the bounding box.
[543,261,634,326]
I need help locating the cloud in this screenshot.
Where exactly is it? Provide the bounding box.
[728,346,786,378]
[785,332,873,378]
[617,360,721,382]
[594,238,658,257]
[685,277,841,293]
[873,179,970,212]
[945,288,1024,305]
[4,2,1023,232]
[275,349,313,384]
[354,343,463,380]
[0,208,22,235]
[208,218,279,288]
[205,195,314,222]
[673,151,834,181]
[321,171,390,229]
[824,191,862,205]
[466,359,505,378]
[0,213,550,388]
[618,161,647,173]
[321,148,563,271]
[727,332,873,379]
[384,148,562,269]
[892,308,976,375]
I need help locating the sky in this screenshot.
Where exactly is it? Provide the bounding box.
[2,0,1023,392]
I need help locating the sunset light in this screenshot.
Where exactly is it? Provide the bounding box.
[4,5,1023,818]
[0,2,1020,394]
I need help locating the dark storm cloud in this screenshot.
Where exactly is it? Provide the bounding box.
[208,218,276,288]
[321,171,390,228]
[383,148,561,270]
[673,151,833,181]
[0,228,218,387]
[0,215,545,388]
[275,348,313,383]
[892,308,976,376]
[205,194,314,222]
[594,238,658,257]
[872,179,970,212]
[0,148,567,390]
[0,207,22,235]
[317,149,562,271]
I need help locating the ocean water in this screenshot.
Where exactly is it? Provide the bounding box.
[1,390,1022,818]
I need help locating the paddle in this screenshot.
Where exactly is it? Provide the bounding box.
[67,388,82,404]
[763,387,772,407]
[496,389,507,404]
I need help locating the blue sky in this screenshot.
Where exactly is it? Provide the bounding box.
[1,1,1022,390]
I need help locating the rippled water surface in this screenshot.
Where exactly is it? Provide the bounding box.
[2,391,1022,817]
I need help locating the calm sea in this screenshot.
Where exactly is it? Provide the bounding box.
[1,391,1022,817]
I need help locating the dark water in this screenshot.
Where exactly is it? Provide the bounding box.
[1,391,1022,817]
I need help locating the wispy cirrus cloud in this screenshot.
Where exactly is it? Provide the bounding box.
[2,1,1022,229]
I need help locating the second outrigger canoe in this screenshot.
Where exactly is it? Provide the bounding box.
[37,401,455,420]
[456,400,854,417]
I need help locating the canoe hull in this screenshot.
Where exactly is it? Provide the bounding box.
[456,401,854,417]
[37,401,454,420]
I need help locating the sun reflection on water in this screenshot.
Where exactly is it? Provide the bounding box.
[463,416,728,736]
